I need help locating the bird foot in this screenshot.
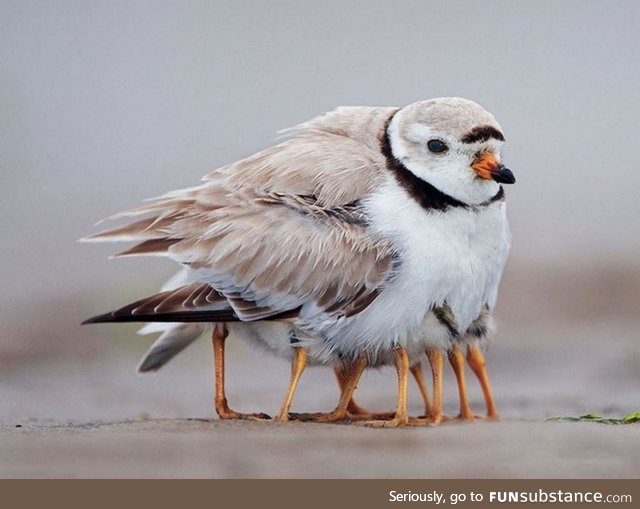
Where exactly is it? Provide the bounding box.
[287,411,353,423]
[406,413,451,426]
[452,412,500,423]
[357,415,410,428]
[474,413,500,422]
[343,411,396,421]
[288,409,395,423]
[217,410,271,421]
[453,412,479,423]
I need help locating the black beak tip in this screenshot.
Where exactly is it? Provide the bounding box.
[494,167,516,184]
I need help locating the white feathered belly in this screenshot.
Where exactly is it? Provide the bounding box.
[303,179,511,364]
[226,321,336,365]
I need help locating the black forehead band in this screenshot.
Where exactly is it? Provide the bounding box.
[460,125,505,144]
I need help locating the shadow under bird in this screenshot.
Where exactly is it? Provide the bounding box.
[83,97,515,427]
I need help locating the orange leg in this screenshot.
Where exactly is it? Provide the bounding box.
[275,347,308,422]
[212,325,270,420]
[448,345,475,420]
[339,362,396,420]
[410,362,432,418]
[426,348,444,424]
[291,356,369,422]
[467,344,499,419]
[337,364,371,416]
[359,347,410,428]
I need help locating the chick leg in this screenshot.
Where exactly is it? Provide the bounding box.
[212,324,270,420]
[291,356,369,422]
[275,347,308,422]
[466,344,499,419]
[360,346,410,428]
[337,364,371,417]
[448,345,475,420]
[329,361,428,421]
[410,362,432,418]
[426,348,444,424]
[339,362,398,420]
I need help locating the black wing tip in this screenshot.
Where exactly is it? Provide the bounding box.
[82,312,117,325]
[82,310,241,325]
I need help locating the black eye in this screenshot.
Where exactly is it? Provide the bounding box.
[427,139,448,153]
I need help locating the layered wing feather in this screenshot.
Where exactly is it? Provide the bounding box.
[83,107,398,325]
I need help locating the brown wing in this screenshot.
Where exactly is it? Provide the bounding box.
[82,282,302,324]
[83,106,398,323]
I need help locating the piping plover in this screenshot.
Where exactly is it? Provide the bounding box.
[83,97,514,426]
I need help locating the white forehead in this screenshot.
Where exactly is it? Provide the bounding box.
[397,97,503,141]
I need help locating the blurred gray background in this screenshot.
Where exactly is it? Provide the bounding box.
[1,0,639,477]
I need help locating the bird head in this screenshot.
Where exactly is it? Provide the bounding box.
[388,97,515,205]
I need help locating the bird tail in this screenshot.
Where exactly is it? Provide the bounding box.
[136,322,209,373]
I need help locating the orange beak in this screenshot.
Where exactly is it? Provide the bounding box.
[471,153,516,184]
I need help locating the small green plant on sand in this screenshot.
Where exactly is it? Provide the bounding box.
[547,410,640,425]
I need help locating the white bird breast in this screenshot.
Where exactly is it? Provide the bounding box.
[310,174,511,362]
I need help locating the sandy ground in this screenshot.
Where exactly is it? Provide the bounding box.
[1,266,639,478]
[2,419,639,479]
